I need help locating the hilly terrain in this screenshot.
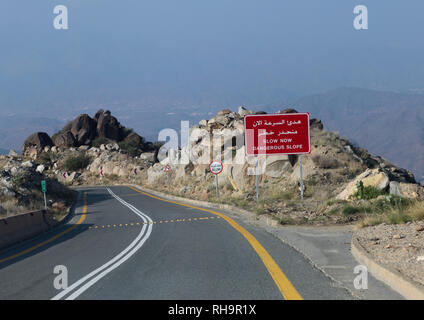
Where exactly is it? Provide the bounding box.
[2,107,422,228]
[267,88,424,183]
[1,87,424,184]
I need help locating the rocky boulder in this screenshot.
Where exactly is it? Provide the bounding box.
[390,182,424,200]
[310,118,324,130]
[124,132,146,149]
[8,150,18,157]
[264,155,292,178]
[238,106,254,117]
[217,109,232,116]
[71,114,97,146]
[96,111,123,141]
[53,131,76,148]
[22,132,54,156]
[337,168,390,200]
[94,109,104,122]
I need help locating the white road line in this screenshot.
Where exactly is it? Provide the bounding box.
[51,188,153,300]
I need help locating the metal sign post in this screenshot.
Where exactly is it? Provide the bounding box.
[215,175,219,198]
[209,161,223,199]
[255,158,259,201]
[41,180,47,211]
[299,155,304,200]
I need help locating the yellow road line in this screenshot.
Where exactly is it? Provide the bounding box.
[88,215,219,230]
[128,186,303,300]
[0,192,88,264]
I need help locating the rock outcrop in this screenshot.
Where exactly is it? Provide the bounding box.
[96,110,123,141]
[22,110,154,158]
[336,168,390,200]
[71,114,97,146]
[0,155,72,215]
[22,132,54,157]
[53,131,76,148]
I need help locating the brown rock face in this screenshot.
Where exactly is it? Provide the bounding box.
[71,114,97,146]
[22,132,54,155]
[124,132,145,147]
[96,112,123,141]
[94,109,104,122]
[54,131,76,148]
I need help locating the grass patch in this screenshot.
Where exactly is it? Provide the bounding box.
[279,216,295,225]
[254,207,267,215]
[63,153,91,172]
[358,200,424,227]
[38,151,56,166]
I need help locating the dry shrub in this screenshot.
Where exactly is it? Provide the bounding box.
[312,154,341,169]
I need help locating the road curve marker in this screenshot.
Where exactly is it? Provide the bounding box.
[128,186,303,300]
[0,192,88,264]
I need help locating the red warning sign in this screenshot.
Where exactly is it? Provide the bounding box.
[244,113,311,155]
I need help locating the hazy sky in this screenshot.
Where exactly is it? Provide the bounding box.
[1,1,424,115]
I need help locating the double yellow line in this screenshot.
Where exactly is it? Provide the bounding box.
[128,186,303,300]
[0,193,87,264]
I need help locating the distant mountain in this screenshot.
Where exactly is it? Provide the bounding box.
[0,115,65,152]
[266,87,424,183]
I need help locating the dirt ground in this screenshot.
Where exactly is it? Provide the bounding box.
[354,222,424,286]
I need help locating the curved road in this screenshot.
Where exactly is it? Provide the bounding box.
[0,186,354,300]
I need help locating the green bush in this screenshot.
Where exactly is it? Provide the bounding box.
[342,205,362,215]
[351,181,384,200]
[122,127,134,139]
[118,139,140,157]
[342,205,372,215]
[64,154,90,172]
[38,151,55,166]
[92,137,110,148]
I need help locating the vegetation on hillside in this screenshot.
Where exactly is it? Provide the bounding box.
[63,153,91,172]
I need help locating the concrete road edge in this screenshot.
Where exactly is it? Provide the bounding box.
[351,237,424,300]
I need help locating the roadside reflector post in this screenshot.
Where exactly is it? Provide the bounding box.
[133,168,138,184]
[300,155,304,200]
[209,161,223,200]
[164,164,172,186]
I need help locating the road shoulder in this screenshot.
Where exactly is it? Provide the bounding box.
[129,183,403,300]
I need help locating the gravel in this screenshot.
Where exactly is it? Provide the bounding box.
[355,222,424,286]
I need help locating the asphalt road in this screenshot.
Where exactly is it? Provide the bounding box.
[0,186,355,300]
